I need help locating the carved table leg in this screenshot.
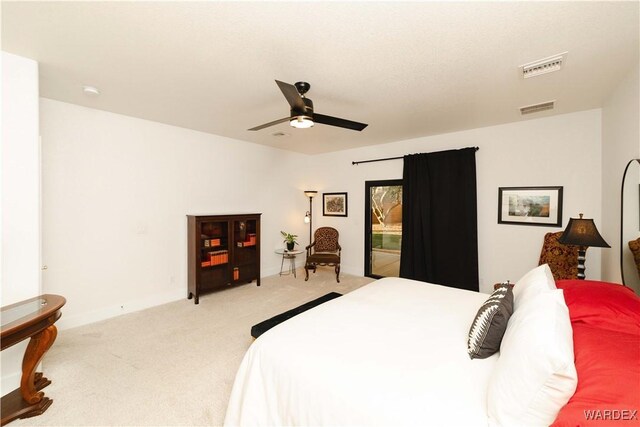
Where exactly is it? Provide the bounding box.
[21,325,57,404]
[33,372,51,391]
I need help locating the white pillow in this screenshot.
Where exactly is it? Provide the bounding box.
[487,290,577,426]
[512,264,556,310]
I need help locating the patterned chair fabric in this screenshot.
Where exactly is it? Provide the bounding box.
[538,231,582,281]
[305,227,341,282]
[628,237,640,279]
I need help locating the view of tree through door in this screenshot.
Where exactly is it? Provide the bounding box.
[365,180,402,278]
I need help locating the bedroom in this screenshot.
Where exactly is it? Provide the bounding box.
[1,1,639,426]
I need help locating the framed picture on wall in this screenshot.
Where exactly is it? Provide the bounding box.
[323,192,348,217]
[498,186,563,227]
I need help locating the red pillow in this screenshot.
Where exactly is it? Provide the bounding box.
[552,324,640,426]
[556,280,640,334]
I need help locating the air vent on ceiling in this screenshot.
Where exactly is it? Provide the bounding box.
[520,52,568,78]
[520,100,555,115]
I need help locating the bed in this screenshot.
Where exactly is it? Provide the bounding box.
[225,268,640,426]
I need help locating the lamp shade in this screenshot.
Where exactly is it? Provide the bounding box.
[304,190,317,198]
[558,214,610,248]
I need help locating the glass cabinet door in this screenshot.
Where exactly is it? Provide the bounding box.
[199,220,230,288]
[232,219,258,282]
[200,220,229,267]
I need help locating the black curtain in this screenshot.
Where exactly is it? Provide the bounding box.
[399,147,478,291]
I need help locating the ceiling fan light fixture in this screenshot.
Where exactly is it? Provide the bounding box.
[248,80,367,132]
[290,116,314,129]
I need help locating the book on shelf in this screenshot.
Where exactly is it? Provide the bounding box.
[207,249,229,265]
[237,234,257,247]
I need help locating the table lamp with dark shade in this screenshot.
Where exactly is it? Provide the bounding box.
[558,213,610,279]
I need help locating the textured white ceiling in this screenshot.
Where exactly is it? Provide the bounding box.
[2,1,638,154]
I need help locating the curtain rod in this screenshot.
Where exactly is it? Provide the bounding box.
[352,146,479,165]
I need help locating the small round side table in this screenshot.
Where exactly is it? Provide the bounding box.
[275,248,304,278]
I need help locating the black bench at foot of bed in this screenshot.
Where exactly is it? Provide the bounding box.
[251,292,342,339]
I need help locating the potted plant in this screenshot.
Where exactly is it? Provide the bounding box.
[281,231,298,251]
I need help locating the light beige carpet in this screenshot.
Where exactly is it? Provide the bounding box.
[12,269,374,426]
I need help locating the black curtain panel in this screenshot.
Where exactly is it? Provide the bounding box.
[399,147,479,291]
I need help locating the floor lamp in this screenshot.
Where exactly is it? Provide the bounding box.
[304,190,317,246]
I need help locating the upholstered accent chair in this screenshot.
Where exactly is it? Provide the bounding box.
[538,231,582,281]
[629,237,640,279]
[305,227,341,283]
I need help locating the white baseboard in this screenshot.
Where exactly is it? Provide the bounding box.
[1,343,29,395]
[57,267,366,331]
[261,266,282,277]
[262,264,363,278]
[340,264,363,277]
[57,289,184,331]
[0,371,21,396]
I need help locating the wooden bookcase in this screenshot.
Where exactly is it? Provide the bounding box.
[187,213,261,304]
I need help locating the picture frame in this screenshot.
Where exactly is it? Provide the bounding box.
[498,186,563,227]
[322,192,348,217]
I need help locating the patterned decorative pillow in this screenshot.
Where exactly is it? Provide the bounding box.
[467,285,514,359]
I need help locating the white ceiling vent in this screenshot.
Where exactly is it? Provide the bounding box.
[520,52,568,78]
[520,100,555,115]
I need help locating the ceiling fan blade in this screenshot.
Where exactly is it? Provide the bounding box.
[248,117,290,131]
[275,80,306,111]
[314,113,368,131]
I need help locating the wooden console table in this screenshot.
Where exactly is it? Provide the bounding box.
[1,294,66,426]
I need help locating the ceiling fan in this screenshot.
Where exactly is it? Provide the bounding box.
[248,80,368,132]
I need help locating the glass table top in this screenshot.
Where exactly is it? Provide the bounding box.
[1,298,48,328]
[275,249,304,255]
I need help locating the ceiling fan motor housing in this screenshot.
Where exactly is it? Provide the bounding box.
[292,97,314,118]
[248,79,367,131]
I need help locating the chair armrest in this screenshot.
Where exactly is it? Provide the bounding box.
[306,241,315,255]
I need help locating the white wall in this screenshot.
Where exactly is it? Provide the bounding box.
[40,98,308,329]
[601,64,640,292]
[1,52,41,394]
[40,102,605,326]
[309,110,603,294]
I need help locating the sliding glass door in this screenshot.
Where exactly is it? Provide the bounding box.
[364,180,403,278]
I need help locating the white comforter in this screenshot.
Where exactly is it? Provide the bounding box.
[225,277,497,426]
